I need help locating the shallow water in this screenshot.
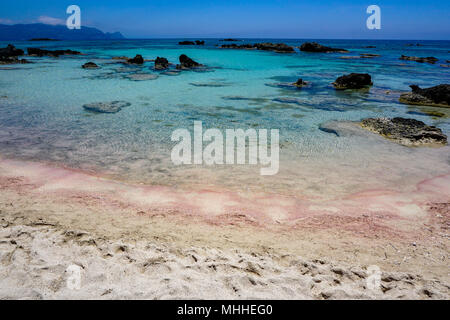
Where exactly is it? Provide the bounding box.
[1,39,450,199]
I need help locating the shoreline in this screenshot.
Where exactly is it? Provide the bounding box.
[0,156,448,299]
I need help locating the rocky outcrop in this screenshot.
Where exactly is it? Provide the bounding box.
[292,78,309,88]
[83,101,131,114]
[0,44,29,64]
[221,42,294,53]
[360,53,380,58]
[299,42,348,53]
[154,57,169,70]
[127,55,144,64]
[399,84,450,108]
[179,41,195,45]
[221,43,255,50]
[0,44,24,58]
[179,40,204,45]
[399,55,438,64]
[82,62,99,69]
[332,73,373,89]
[220,38,240,42]
[360,117,447,146]
[254,43,295,53]
[176,54,202,69]
[27,48,81,57]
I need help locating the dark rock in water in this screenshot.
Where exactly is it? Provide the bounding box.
[221,43,255,50]
[82,62,99,69]
[127,55,144,64]
[360,117,447,146]
[176,54,202,69]
[83,101,131,114]
[195,40,205,45]
[27,47,81,57]
[220,38,240,42]
[399,55,438,64]
[332,73,373,90]
[221,42,294,53]
[254,43,295,53]
[154,57,169,70]
[0,44,29,64]
[360,53,380,58]
[29,38,59,41]
[363,46,376,48]
[293,78,308,88]
[0,44,24,58]
[179,41,195,45]
[399,84,450,108]
[299,42,348,53]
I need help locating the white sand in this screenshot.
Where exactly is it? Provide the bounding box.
[0,158,448,299]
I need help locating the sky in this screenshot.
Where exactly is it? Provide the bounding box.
[0,0,449,39]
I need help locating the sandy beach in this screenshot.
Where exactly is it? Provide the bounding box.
[0,157,448,299]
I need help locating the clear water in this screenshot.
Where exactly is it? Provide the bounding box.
[1,39,450,198]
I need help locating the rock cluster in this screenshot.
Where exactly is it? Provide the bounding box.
[0,44,29,64]
[179,40,204,45]
[399,84,450,108]
[154,57,169,70]
[176,54,202,69]
[127,55,144,64]
[332,73,373,89]
[361,117,447,146]
[27,48,81,57]
[299,42,348,53]
[399,55,438,64]
[221,42,295,53]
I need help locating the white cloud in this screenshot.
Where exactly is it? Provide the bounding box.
[0,18,14,24]
[37,16,65,26]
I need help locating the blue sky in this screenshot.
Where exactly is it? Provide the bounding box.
[0,0,449,39]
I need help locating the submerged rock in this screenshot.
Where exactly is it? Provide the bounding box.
[82,62,99,69]
[332,73,373,90]
[399,55,438,64]
[27,48,81,57]
[126,73,158,81]
[399,84,450,108]
[154,57,169,70]
[83,101,131,114]
[176,54,202,69]
[360,53,380,58]
[127,55,144,64]
[299,42,348,53]
[360,117,447,146]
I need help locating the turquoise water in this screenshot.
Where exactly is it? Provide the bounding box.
[1,39,450,197]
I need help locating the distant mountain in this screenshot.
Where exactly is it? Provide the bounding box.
[0,24,125,41]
